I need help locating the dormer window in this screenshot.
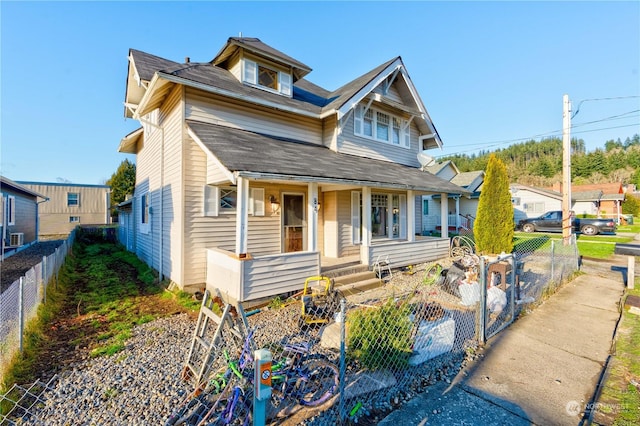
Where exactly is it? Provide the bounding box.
[243,59,292,97]
[355,104,411,149]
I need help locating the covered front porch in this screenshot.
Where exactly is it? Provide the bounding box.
[206,197,452,303]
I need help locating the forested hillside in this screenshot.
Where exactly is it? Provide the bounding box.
[440,134,640,187]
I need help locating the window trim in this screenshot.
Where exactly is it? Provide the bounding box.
[8,195,16,225]
[69,216,80,223]
[67,192,80,207]
[242,59,292,97]
[354,104,410,149]
[140,193,150,234]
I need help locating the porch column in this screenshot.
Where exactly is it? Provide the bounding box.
[361,186,371,266]
[407,190,415,242]
[455,196,460,230]
[235,176,249,256]
[440,193,448,237]
[307,182,318,252]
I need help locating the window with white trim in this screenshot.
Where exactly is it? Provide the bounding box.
[354,104,410,148]
[203,186,265,217]
[140,193,150,234]
[69,216,80,223]
[243,59,292,96]
[8,196,15,225]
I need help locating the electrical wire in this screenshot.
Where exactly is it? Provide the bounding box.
[572,96,640,119]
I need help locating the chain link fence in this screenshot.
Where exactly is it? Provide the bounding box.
[0,230,76,384]
[1,229,579,425]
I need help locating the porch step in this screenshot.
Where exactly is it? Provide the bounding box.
[334,277,385,296]
[330,270,384,296]
[321,263,369,279]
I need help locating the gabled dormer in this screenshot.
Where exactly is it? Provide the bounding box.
[211,37,312,98]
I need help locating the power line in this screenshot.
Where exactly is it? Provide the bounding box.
[572,95,640,119]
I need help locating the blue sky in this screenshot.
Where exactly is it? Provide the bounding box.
[2,1,639,185]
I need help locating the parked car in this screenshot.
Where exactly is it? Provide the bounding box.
[518,211,616,235]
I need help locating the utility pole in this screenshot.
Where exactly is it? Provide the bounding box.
[562,94,572,245]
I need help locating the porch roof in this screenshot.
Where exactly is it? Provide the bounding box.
[187,121,469,195]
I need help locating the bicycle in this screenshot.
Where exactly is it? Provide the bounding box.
[165,328,339,425]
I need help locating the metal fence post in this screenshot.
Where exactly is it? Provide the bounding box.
[476,257,487,345]
[550,240,555,283]
[19,277,25,353]
[42,256,47,303]
[338,297,346,423]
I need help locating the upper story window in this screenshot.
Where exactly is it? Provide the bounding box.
[67,192,79,207]
[243,59,292,97]
[354,104,410,149]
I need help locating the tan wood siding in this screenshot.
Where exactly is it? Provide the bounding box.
[185,88,323,145]
[160,85,184,283]
[322,115,338,150]
[338,110,421,168]
[242,251,320,300]
[18,183,109,236]
[322,191,338,257]
[368,238,450,268]
[207,157,230,184]
[206,248,320,302]
[337,190,359,257]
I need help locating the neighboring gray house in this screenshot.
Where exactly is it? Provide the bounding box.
[117,36,468,301]
[421,161,484,233]
[0,176,47,257]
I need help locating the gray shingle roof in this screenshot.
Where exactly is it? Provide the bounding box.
[212,37,312,77]
[187,121,468,195]
[129,48,400,118]
[450,171,484,189]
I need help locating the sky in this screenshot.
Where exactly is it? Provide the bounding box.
[1,1,639,185]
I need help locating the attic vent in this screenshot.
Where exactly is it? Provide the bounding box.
[10,233,24,247]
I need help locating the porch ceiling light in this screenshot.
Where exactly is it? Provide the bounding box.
[269,195,280,214]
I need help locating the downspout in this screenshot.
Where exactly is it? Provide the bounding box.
[137,116,165,282]
[36,197,49,242]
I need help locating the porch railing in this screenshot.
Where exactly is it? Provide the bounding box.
[206,248,320,302]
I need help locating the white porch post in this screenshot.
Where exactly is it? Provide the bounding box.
[361,187,371,266]
[235,176,249,256]
[455,196,460,231]
[440,193,448,237]
[407,190,415,242]
[307,182,318,252]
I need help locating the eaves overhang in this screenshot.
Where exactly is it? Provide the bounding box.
[118,127,144,154]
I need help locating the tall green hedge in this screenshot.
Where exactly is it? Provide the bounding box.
[474,154,514,254]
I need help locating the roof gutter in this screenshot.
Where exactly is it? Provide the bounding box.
[156,72,322,120]
[236,171,468,196]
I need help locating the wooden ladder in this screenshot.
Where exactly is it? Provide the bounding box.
[182,290,249,389]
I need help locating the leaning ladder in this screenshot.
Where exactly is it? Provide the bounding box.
[182,290,249,389]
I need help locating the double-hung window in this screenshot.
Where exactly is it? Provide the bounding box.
[140,193,150,234]
[354,104,410,148]
[8,196,15,225]
[67,192,79,207]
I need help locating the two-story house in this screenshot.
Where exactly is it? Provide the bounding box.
[17,182,111,237]
[117,37,467,302]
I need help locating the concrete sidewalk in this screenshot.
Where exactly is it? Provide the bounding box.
[379,260,625,426]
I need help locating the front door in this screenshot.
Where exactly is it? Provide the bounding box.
[283,193,305,252]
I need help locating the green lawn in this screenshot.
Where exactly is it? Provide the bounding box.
[513,232,635,259]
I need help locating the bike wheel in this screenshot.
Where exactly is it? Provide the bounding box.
[295,358,339,407]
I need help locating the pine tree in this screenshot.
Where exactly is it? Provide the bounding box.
[106,159,136,219]
[474,154,514,255]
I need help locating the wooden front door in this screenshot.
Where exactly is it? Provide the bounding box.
[283,193,305,253]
